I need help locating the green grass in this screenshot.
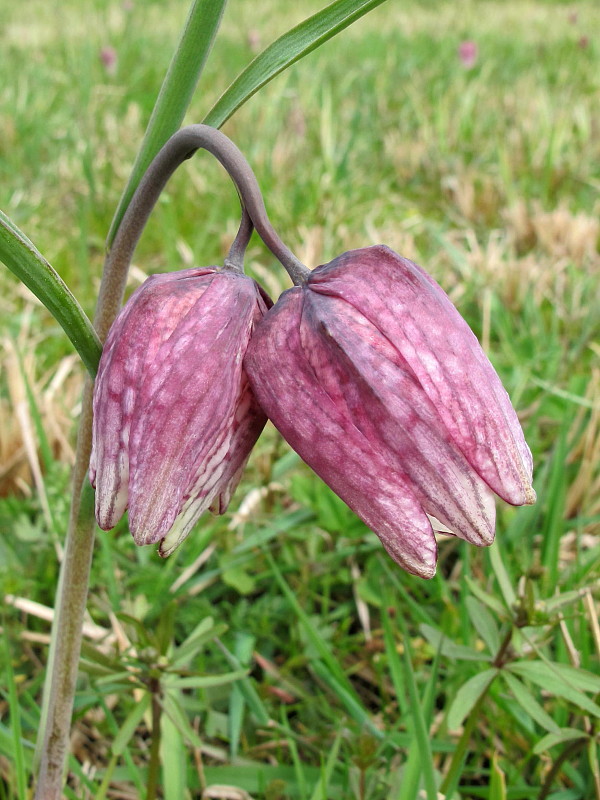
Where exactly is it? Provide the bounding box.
[1,0,599,798]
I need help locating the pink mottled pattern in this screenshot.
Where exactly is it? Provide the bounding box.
[90,267,270,555]
[245,246,535,579]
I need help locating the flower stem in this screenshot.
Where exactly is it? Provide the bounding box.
[34,449,96,799]
[146,682,163,800]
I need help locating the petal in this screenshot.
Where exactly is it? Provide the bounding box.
[304,290,497,546]
[127,272,267,547]
[308,246,535,506]
[90,268,216,529]
[245,289,438,579]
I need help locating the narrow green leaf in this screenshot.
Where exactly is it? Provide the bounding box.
[381,605,408,716]
[420,624,488,662]
[0,210,101,376]
[107,0,228,246]
[215,639,270,726]
[508,661,600,718]
[394,611,439,800]
[489,754,507,800]
[4,631,28,800]
[203,0,389,127]
[160,711,186,800]
[501,672,561,735]
[488,543,516,610]
[311,659,383,740]
[533,728,586,755]
[112,693,151,756]
[162,668,248,690]
[447,669,498,731]
[229,632,255,760]
[464,577,508,619]
[465,596,500,655]
[309,727,343,800]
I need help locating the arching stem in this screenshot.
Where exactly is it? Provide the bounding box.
[96,123,309,342]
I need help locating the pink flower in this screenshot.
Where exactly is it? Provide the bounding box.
[458,40,478,69]
[90,267,270,556]
[245,246,535,578]
[99,46,118,76]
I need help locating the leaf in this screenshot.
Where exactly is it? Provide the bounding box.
[488,543,516,610]
[162,669,248,690]
[420,624,488,662]
[0,210,101,376]
[160,712,187,800]
[501,672,561,735]
[112,693,151,756]
[203,0,389,127]
[107,0,228,246]
[508,661,600,718]
[447,669,498,731]
[465,596,500,655]
[533,728,587,755]
[489,753,507,800]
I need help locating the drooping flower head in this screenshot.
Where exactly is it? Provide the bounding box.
[245,246,535,578]
[90,266,271,556]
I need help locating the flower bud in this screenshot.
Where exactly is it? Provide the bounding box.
[245,245,535,578]
[90,267,270,556]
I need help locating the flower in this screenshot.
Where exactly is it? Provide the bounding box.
[244,246,535,578]
[90,266,271,556]
[458,40,478,69]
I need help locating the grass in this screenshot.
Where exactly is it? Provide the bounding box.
[1,0,600,798]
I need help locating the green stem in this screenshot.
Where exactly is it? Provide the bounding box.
[34,466,96,799]
[146,682,163,800]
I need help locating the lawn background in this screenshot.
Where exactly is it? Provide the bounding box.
[0,1,599,798]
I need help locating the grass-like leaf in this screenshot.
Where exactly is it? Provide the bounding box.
[0,210,101,376]
[203,0,389,127]
[106,0,228,247]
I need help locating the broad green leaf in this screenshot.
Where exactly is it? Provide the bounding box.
[420,624,488,662]
[447,669,498,731]
[203,0,389,127]
[465,596,500,655]
[501,672,561,735]
[508,661,600,717]
[0,210,101,376]
[107,0,228,246]
[533,728,586,754]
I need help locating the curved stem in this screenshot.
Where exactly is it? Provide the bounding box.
[96,123,309,340]
[223,207,254,273]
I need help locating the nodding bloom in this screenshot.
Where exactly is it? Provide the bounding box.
[90,266,271,556]
[244,246,535,579]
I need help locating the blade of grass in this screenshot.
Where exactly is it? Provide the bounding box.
[106,0,228,247]
[203,0,389,127]
[309,727,343,800]
[0,211,101,377]
[392,609,439,800]
[265,550,374,729]
[4,631,28,800]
